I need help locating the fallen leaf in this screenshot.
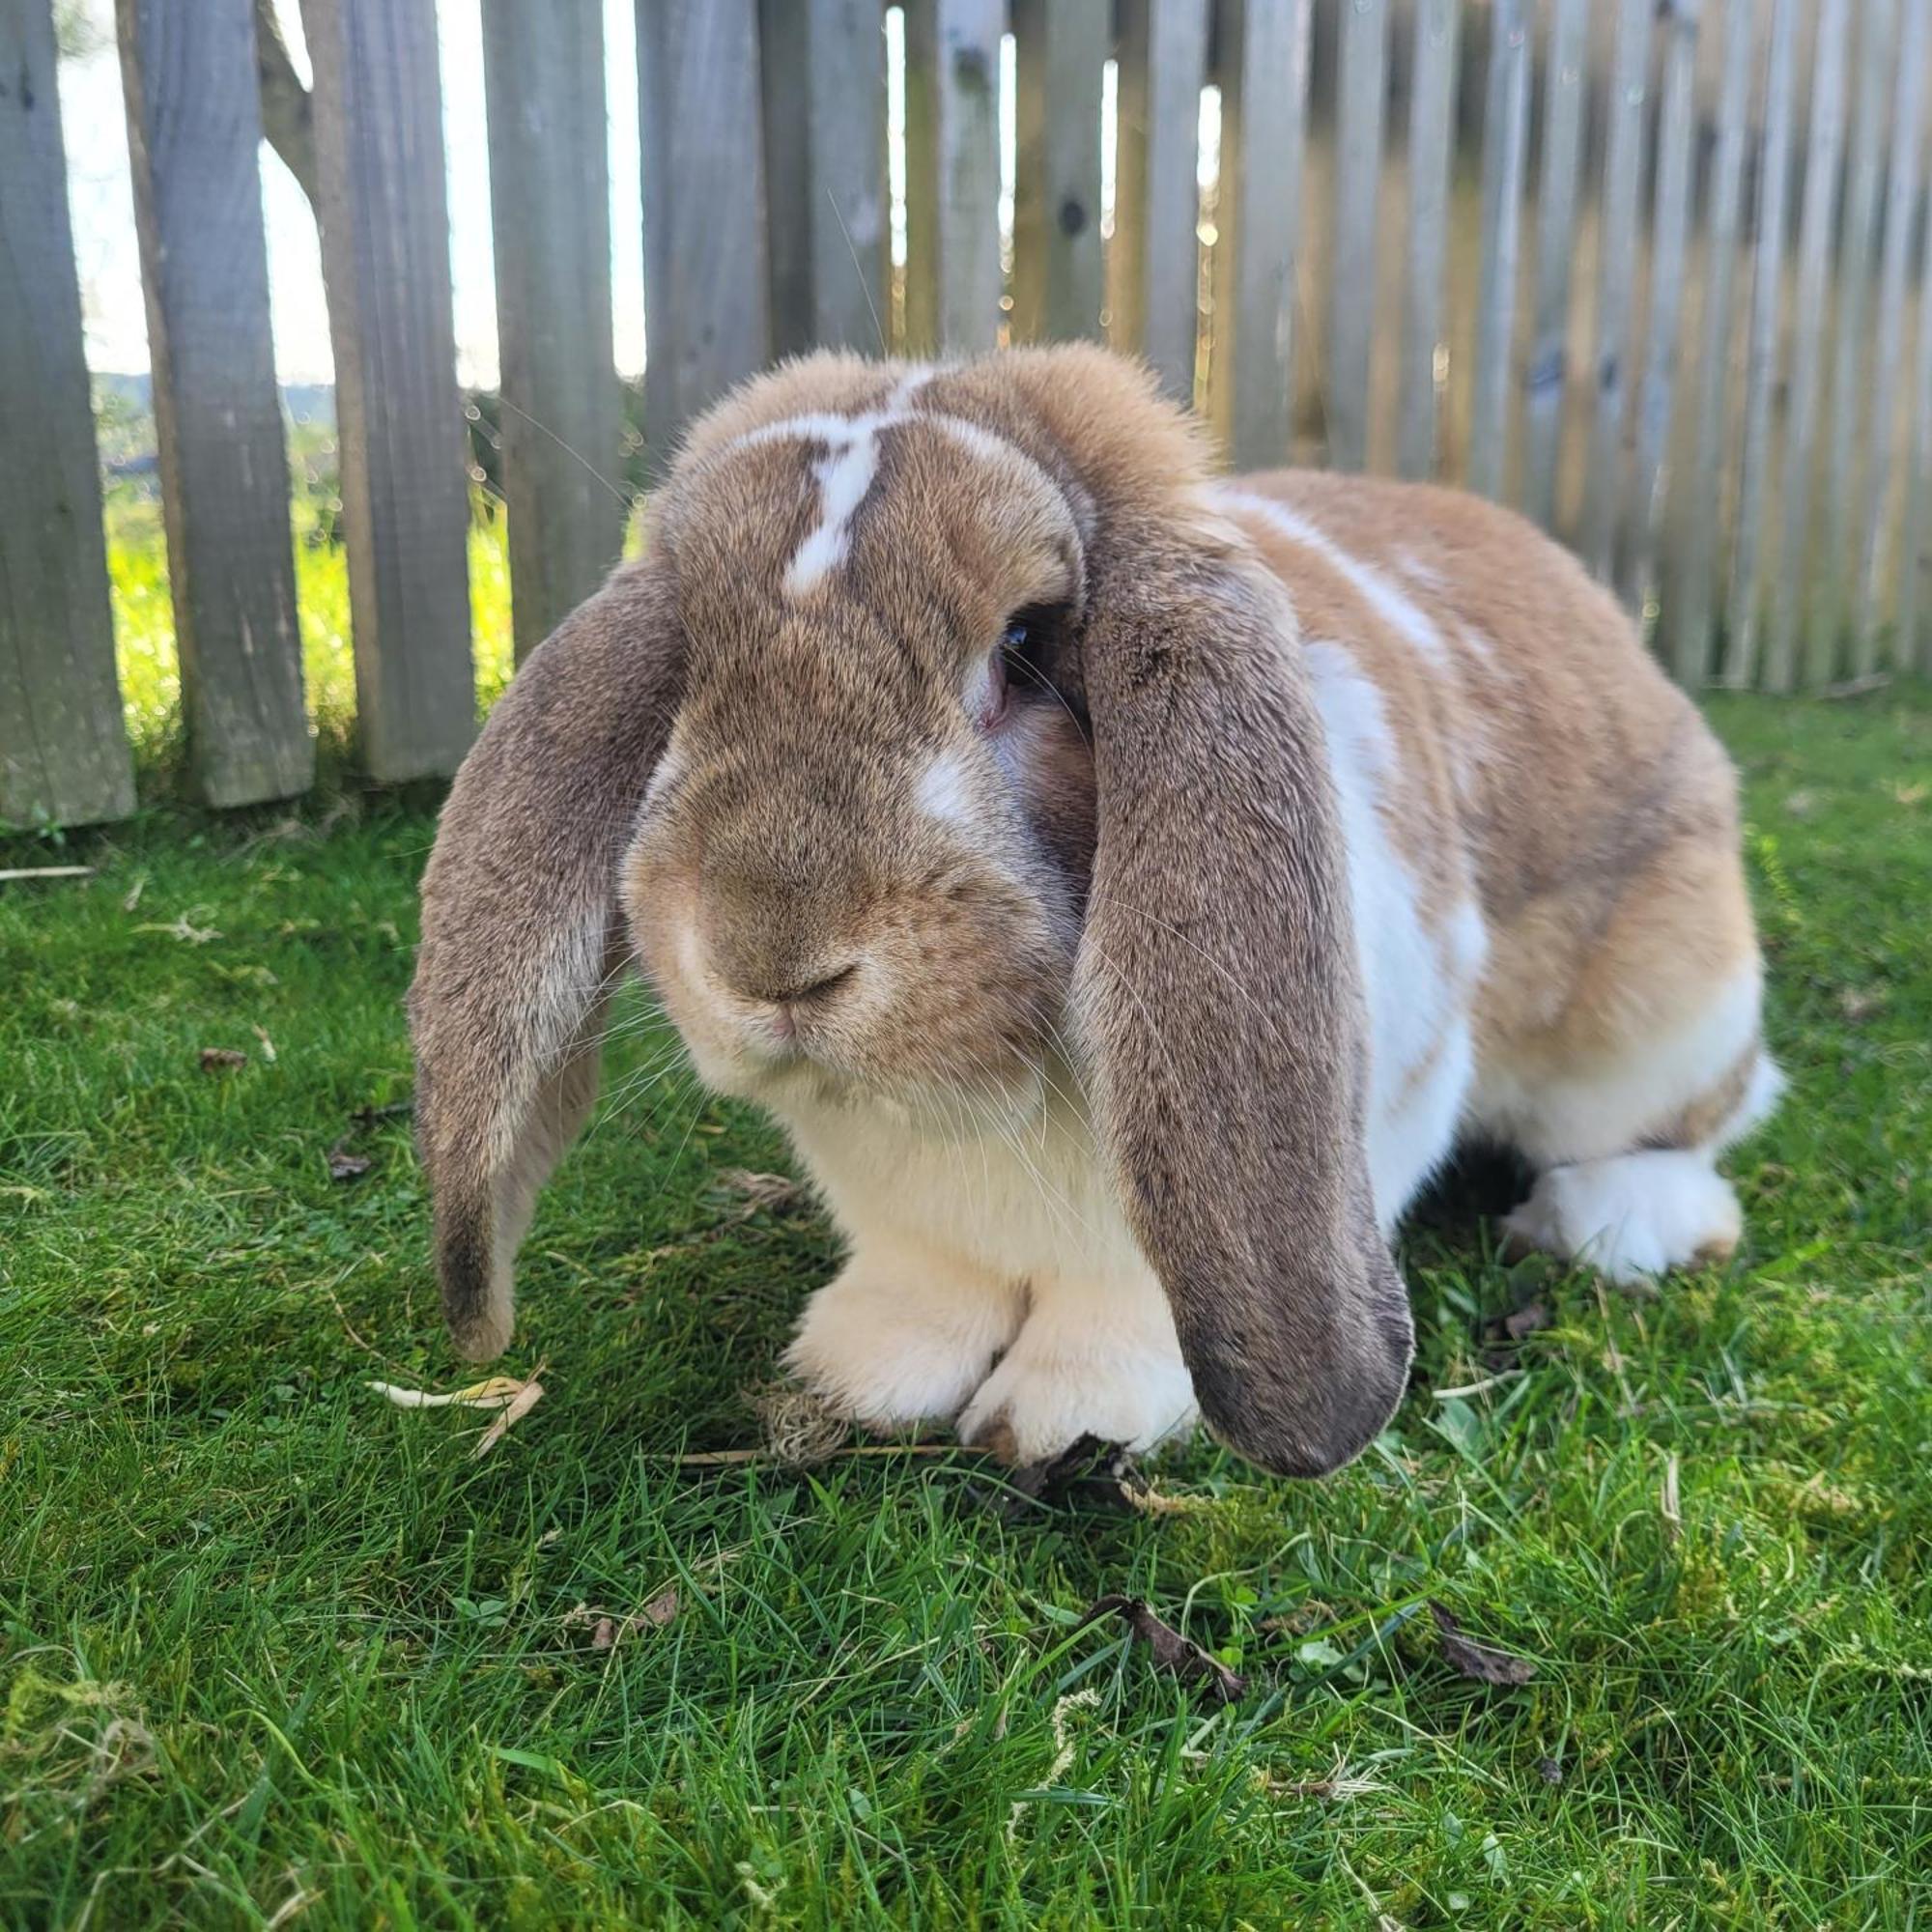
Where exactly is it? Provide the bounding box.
[368,1375,528,1410]
[574,1585,680,1653]
[716,1168,805,1215]
[983,1434,1146,1519]
[1889,780,1927,808]
[1077,1594,1247,1703]
[1429,1602,1537,1686]
[198,1047,247,1071]
[473,1376,546,1458]
[1504,1300,1551,1341]
[638,1583,681,1628]
[327,1141,372,1182]
[251,1024,278,1064]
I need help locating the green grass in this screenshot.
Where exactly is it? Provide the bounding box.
[103,483,517,796]
[2,688,1928,1929]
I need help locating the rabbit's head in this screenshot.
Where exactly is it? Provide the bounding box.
[410,346,1412,1476]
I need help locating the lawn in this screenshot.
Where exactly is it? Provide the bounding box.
[3,683,1928,1928]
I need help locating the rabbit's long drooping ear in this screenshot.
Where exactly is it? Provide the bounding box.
[409,565,681,1359]
[1075,517,1414,1476]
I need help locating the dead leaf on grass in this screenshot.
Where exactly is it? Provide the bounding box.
[1504,1300,1552,1341]
[715,1168,805,1215]
[327,1141,372,1182]
[251,1024,278,1063]
[472,1376,546,1458]
[198,1047,247,1071]
[1077,1594,1247,1704]
[1429,1602,1538,1686]
[1836,985,1887,1022]
[368,1375,529,1410]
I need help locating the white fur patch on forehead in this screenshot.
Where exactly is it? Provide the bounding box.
[1214,488,1449,668]
[721,370,1062,600]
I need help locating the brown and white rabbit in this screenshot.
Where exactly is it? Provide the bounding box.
[408,347,1777,1478]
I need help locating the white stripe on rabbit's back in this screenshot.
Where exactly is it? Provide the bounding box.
[1213,489,1451,667]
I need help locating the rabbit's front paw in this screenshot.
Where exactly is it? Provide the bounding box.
[783,1260,1025,1431]
[956,1324,1199,1466]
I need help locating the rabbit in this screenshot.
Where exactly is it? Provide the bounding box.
[408,345,1778,1478]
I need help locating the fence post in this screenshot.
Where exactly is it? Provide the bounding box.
[1327,0,1388,471]
[1580,0,1649,576]
[1722,0,1799,688]
[301,0,473,781]
[1815,0,1895,677]
[116,0,312,806]
[1011,0,1107,344]
[1210,0,1314,470]
[1858,0,1929,664]
[1520,0,1586,527]
[902,0,1004,355]
[1110,0,1208,402]
[0,0,136,830]
[481,0,623,665]
[1467,0,1528,500]
[1766,0,1849,692]
[1623,0,1701,627]
[1670,0,1755,686]
[1397,0,1459,481]
[759,0,888,358]
[637,0,769,459]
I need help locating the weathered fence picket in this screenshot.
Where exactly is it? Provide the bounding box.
[1671,0,1755,686]
[1769,0,1851,694]
[482,0,624,666]
[1210,0,1312,470]
[15,0,1932,833]
[0,0,136,830]
[1467,0,1528,500]
[902,0,1003,355]
[117,0,312,807]
[1328,0,1388,472]
[1397,0,1458,481]
[301,0,473,781]
[1109,0,1208,402]
[1520,0,1586,528]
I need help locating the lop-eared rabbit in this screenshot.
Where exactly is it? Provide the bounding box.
[409,348,1777,1478]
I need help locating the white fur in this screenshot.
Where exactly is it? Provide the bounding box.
[785,432,880,593]
[1217,491,1451,668]
[1302,640,1483,1226]
[916,753,975,825]
[1470,964,1766,1167]
[1502,1150,1742,1284]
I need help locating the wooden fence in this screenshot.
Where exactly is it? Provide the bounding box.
[3,0,1930,828]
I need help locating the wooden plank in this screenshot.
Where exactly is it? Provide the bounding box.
[902,0,1004,355]
[482,0,623,665]
[1764,0,1850,692]
[1814,0,1895,673]
[1579,0,1651,578]
[1900,41,1932,673]
[759,0,888,357]
[1669,0,1756,685]
[1326,0,1389,470]
[1396,0,1460,480]
[1467,0,1529,500]
[1010,0,1106,343]
[118,0,310,808]
[1210,0,1314,469]
[0,0,135,829]
[1520,0,1587,526]
[1858,0,1929,661]
[1622,0,1702,625]
[1721,0,1799,687]
[301,0,473,781]
[1109,0,1208,399]
[637,0,769,457]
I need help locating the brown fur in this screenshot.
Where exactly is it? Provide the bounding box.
[409,344,1762,1473]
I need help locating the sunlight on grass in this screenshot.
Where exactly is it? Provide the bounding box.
[106,479,514,791]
